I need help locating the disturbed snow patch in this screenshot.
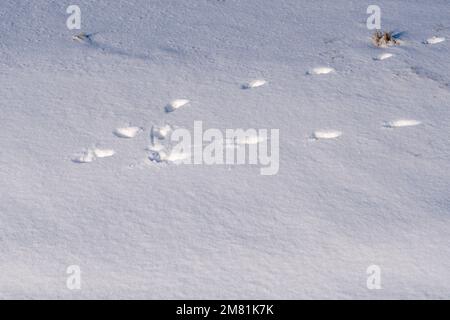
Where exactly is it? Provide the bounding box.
[151,125,172,140]
[235,135,265,145]
[308,67,335,75]
[72,147,115,163]
[114,126,142,139]
[425,36,445,45]
[148,150,190,164]
[375,53,394,61]
[384,119,422,128]
[166,99,190,113]
[312,130,342,140]
[242,79,267,89]
[146,142,165,153]
[165,151,190,163]
[93,148,115,158]
[72,32,93,43]
[223,135,266,149]
[72,150,96,163]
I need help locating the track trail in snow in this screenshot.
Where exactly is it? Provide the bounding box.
[70,30,446,166]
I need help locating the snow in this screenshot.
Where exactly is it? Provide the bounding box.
[166,99,190,112]
[384,119,422,128]
[235,135,265,145]
[114,127,142,139]
[72,150,96,164]
[1,0,450,299]
[243,79,267,89]
[313,130,343,140]
[425,36,446,45]
[151,125,172,140]
[93,148,116,159]
[375,53,394,61]
[309,67,336,75]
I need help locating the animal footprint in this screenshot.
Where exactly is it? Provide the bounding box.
[72,149,96,163]
[72,147,115,164]
[148,150,166,163]
[425,36,445,45]
[72,32,93,43]
[93,148,115,158]
[165,99,190,113]
[312,130,342,140]
[308,67,335,75]
[151,125,172,140]
[146,142,165,153]
[148,150,189,163]
[375,53,394,61]
[114,126,142,139]
[166,151,190,163]
[242,79,267,89]
[384,119,422,128]
[235,135,265,145]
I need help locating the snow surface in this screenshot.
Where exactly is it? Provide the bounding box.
[0,0,450,299]
[375,53,394,61]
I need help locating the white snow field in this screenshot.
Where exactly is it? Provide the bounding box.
[1,0,450,299]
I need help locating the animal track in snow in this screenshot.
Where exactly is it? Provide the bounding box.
[165,99,190,113]
[222,135,266,149]
[425,36,446,45]
[114,126,142,139]
[148,150,189,163]
[72,150,96,163]
[146,142,165,153]
[312,130,342,140]
[384,119,422,128]
[165,151,190,162]
[235,135,265,145]
[148,150,166,163]
[375,53,394,61]
[242,79,267,89]
[72,147,115,164]
[72,32,93,43]
[151,125,172,140]
[308,67,335,75]
[93,148,115,158]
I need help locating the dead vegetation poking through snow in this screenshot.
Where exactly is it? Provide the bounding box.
[372,31,400,47]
